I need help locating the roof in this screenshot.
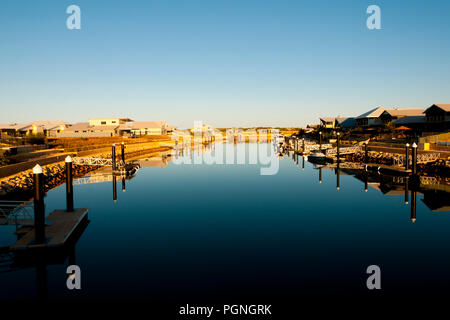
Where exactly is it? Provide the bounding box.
[30,120,69,130]
[338,117,356,128]
[66,122,91,131]
[88,118,133,122]
[0,123,22,130]
[424,104,450,113]
[394,116,426,125]
[384,108,424,117]
[356,107,385,119]
[319,117,336,123]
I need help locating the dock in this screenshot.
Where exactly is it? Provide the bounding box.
[10,208,88,251]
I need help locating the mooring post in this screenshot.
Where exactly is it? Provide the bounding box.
[405,143,410,170]
[364,142,368,163]
[121,142,125,164]
[411,142,417,175]
[122,177,126,192]
[112,144,116,171]
[364,173,368,192]
[65,156,74,212]
[33,164,45,244]
[336,132,340,162]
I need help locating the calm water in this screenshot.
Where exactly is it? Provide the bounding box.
[1,143,450,302]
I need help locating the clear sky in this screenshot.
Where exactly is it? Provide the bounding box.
[1,0,449,128]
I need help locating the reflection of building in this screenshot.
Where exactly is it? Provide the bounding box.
[421,191,450,212]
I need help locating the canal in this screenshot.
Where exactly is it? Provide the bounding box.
[1,143,450,302]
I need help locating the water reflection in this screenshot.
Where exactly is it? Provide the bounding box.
[276,144,449,221]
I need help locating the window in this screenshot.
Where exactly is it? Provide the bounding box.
[112,121,116,123]
[101,121,106,125]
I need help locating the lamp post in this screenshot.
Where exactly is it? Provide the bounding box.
[112,144,116,172]
[364,141,368,163]
[405,143,410,171]
[33,164,45,244]
[121,142,125,164]
[319,131,322,151]
[65,156,74,212]
[412,142,417,175]
[336,132,340,162]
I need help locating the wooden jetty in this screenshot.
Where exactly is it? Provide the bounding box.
[10,208,88,251]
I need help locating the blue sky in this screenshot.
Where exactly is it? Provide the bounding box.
[0,0,449,128]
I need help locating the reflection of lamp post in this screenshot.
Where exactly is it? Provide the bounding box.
[319,167,322,184]
[411,190,416,223]
[336,161,340,191]
[404,177,409,204]
[113,175,117,203]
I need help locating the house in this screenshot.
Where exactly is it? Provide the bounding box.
[29,121,70,137]
[379,108,424,124]
[320,117,353,129]
[424,104,450,125]
[56,122,119,137]
[0,124,28,136]
[0,121,70,137]
[120,121,168,136]
[319,117,337,128]
[88,118,132,127]
[355,107,386,127]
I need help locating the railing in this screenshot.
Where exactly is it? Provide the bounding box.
[0,200,34,225]
[392,153,440,167]
[304,144,333,151]
[326,146,361,156]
